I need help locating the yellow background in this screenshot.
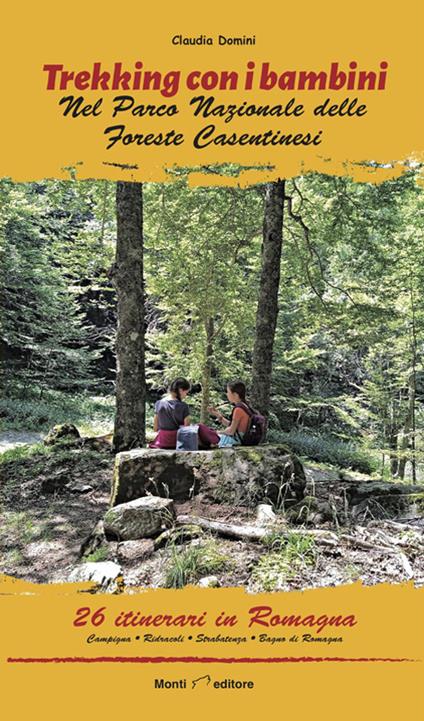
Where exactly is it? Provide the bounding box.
[1,1,423,717]
[1,0,423,184]
[0,576,423,720]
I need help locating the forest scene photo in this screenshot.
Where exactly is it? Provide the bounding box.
[1,167,423,591]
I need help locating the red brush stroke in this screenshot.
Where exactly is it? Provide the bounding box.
[7,656,418,664]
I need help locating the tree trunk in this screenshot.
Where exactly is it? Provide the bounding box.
[99,180,111,247]
[396,272,418,481]
[250,180,285,418]
[389,396,401,476]
[397,374,415,480]
[200,317,214,423]
[409,271,418,483]
[113,182,146,452]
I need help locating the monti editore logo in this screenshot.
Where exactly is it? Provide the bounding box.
[154,676,255,690]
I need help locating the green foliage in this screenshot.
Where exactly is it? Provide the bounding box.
[164,538,230,588]
[0,442,48,465]
[143,177,263,410]
[1,171,423,482]
[251,532,317,591]
[269,172,423,478]
[84,546,110,563]
[0,178,116,397]
[0,388,115,433]
[277,429,378,474]
[263,530,317,557]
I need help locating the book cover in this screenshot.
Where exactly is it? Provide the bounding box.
[1,1,423,719]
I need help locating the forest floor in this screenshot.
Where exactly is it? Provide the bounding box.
[0,431,44,452]
[1,439,423,591]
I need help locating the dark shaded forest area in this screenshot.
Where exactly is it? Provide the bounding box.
[1,170,423,589]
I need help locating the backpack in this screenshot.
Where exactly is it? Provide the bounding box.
[176,424,199,451]
[234,402,267,446]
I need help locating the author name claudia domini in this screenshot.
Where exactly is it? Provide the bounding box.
[172,34,256,46]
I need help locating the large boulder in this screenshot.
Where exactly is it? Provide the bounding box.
[104,496,175,540]
[346,481,424,519]
[44,423,80,446]
[347,481,423,504]
[112,445,306,508]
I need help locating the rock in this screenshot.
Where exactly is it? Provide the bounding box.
[286,495,334,525]
[68,561,123,592]
[347,481,423,504]
[104,496,175,540]
[101,542,119,561]
[256,504,277,525]
[112,445,306,508]
[80,520,107,558]
[117,539,155,563]
[347,481,424,520]
[81,434,113,452]
[154,524,203,550]
[41,471,70,493]
[68,482,94,494]
[24,540,69,563]
[197,575,220,588]
[44,423,80,446]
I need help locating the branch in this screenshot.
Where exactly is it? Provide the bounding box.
[176,515,338,546]
[285,194,360,308]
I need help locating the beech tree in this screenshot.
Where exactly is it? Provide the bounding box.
[113,181,146,451]
[250,180,285,417]
[144,175,262,419]
[2,171,423,479]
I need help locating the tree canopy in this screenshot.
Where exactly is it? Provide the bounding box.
[1,170,422,478]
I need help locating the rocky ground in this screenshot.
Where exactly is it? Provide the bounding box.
[0,431,44,453]
[1,434,423,591]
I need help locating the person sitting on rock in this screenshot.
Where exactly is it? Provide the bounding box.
[149,377,191,449]
[208,380,252,448]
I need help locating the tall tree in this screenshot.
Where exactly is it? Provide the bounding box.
[0,179,97,395]
[113,181,146,451]
[144,177,262,418]
[250,180,285,417]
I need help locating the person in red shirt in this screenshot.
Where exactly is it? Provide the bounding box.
[208,380,251,448]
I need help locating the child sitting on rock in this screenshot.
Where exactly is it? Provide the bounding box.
[150,377,220,450]
[149,377,191,449]
[208,380,252,448]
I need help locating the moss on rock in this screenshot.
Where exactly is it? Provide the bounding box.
[112,445,306,508]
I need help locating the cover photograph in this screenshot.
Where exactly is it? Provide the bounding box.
[0,1,423,719]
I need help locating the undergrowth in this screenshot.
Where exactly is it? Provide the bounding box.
[0,389,116,434]
[274,429,378,474]
[164,538,230,588]
[0,441,112,502]
[250,531,318,592]
[83,546,111,563]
